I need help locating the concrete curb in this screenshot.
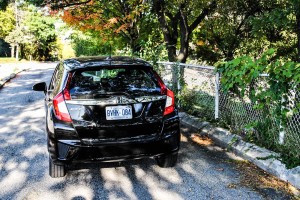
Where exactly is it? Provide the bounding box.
[179,112,300,190]
[0,69,27,88]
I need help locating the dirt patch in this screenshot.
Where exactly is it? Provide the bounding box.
[190,133,213,146]
[235,160,300,200]
[181,129,299,199]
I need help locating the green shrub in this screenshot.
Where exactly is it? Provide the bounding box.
[179,88,215,121]
[216,48,300,168]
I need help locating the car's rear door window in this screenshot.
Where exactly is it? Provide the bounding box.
[69,67,161,99]
[48,63,64,99]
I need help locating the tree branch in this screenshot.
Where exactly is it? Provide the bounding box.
[189,0,217,32]
[44,0,92,9]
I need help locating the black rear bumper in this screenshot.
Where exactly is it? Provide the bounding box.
[54,133,179,165]
[48,115,180,165]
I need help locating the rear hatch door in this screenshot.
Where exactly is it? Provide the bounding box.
[66,66,166,142]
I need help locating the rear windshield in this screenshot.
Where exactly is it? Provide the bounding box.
[69,67,161,99]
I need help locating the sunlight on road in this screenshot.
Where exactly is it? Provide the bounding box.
[0,167,27,195]
[23,144,47,159]
[0,63,283,200]
[101,168,138,200]
[65,185,94,199]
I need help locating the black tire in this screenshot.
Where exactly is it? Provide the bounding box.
[49,157,66,178]
[156,152,178,168]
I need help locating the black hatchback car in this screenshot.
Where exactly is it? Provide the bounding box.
[33,56,180,177]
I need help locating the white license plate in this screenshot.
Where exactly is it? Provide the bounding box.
[105,105,133,120]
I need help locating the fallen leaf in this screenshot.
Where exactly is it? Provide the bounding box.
[227,183,237,189]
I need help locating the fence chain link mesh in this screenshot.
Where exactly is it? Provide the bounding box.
[159,63,216,121]
[158,62,300,162]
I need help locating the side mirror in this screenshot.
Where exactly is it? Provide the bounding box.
[32,82,47,94]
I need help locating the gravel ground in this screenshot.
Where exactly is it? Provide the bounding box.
[0,63,286,200]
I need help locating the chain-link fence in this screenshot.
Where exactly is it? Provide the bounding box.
[157,62,217,121]
[158,62,300,166]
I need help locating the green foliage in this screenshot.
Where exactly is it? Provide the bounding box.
[247,1,298,60]
[217,48,300,168]
[0,0,9,10]
[58,41,75,59]
[178,88,215,121]
[138,39,167,71]
[217,49,300,119]
[70,31,113,57]
[192,0,299,63]
[5,27,26,45]
[153,0,217,62]
[61,0,155,55]
[24,7,57,60]
[0,5,15,38]
[244,115,300,168]
[3,4,58,60]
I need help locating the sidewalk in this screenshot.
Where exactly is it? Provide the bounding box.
[0,63,32,88]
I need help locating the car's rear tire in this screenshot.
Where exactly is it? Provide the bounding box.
[156,152,178,168]
[49,157,66,178]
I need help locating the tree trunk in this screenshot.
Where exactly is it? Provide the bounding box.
[20,44,25,59]
[153,0,216,62]
[16,44,19,61]
[11,45,15,58]
[178,7,189,63]
[166,41,177,62]
[128,20,140,56]
[178,38,189,63]
[129,34,140,56]
[153,0,179,62]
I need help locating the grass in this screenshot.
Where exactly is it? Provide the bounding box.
[0,57,18,63]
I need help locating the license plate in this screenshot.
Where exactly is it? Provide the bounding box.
[105,105,133,120]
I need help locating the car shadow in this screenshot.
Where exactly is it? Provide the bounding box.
[0,63,288,200]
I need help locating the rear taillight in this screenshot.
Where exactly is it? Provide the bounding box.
[153,70,175,116]
[53,73,72,122]
[53,91,72,122]
[153,70,167,95]
[164,88,175,116]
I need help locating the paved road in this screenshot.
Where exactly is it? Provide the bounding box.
[0,63,287,200]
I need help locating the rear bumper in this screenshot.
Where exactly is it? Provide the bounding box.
[53,133,179,165]
[48,115,180,165]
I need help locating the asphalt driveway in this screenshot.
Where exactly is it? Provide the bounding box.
[0,63,292,199]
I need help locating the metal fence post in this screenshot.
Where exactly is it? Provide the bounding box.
[171,63,177,93]
[279,96,286,144]
[215,72,220,119]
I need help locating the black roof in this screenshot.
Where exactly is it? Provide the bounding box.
[63,56,152,71]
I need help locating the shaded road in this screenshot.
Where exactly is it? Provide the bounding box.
[0,63,288,199]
